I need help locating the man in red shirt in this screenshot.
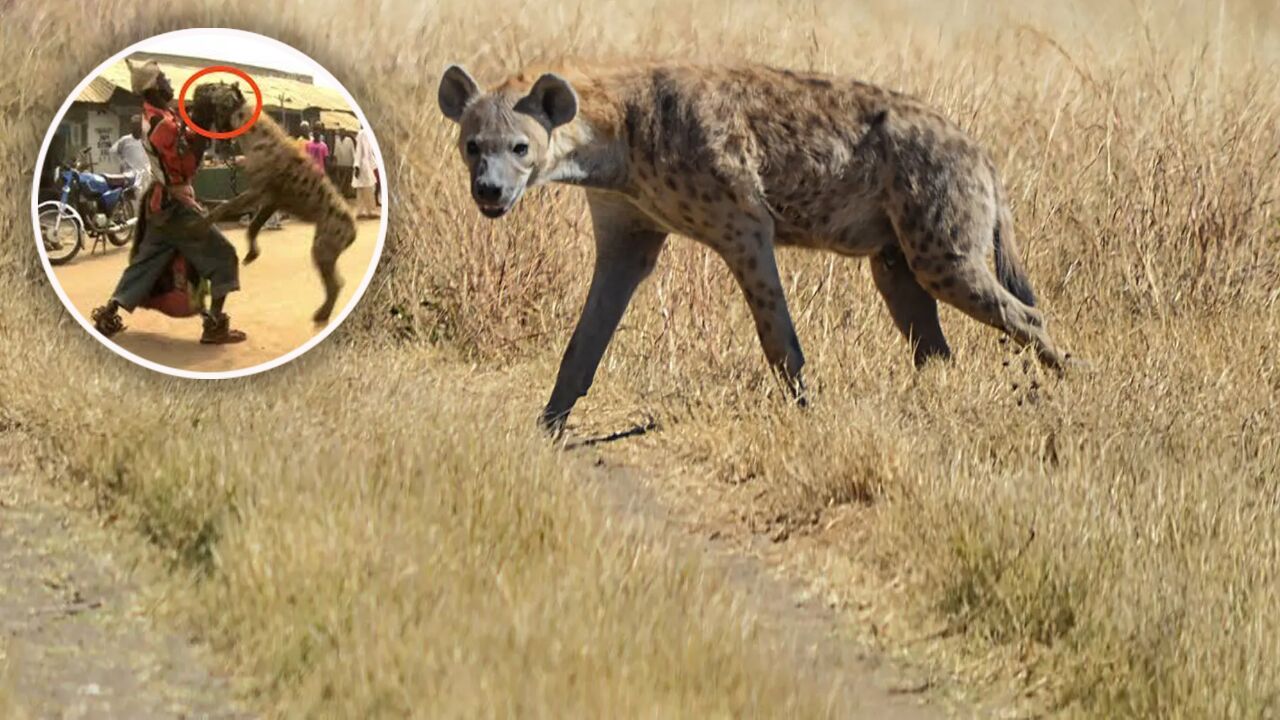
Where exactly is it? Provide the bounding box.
[304,128,329,171]
[91,59,246,344]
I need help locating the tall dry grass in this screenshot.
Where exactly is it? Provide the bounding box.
[2,0,1279,717]
[397,8,1280,713]
[0,4,876,717]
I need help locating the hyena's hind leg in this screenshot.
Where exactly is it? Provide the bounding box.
[885,162,1064,366]
[242,203,278,265]
[310,213,357,323]
[899,233,1067,370]
[936,262,1065,370]
[870,243,952,367]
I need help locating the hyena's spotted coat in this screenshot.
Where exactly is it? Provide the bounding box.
[192,81,357,323]
[437,63,1071,431]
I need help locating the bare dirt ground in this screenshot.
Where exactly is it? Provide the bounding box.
[0,431,250,719]
[48,216,382,373]
[576,425,1007,717]
[581,459,963,719]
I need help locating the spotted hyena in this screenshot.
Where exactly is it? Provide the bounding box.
[191,81,357,323]
[437,63,1071,432]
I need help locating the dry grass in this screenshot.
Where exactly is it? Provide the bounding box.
[3,0,1279,717]
[81,355,848,717]
[404,5,1280,711]
[0,641,21,720]
[0,3,863,718]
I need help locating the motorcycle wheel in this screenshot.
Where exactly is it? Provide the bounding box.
[106,200,135,247]
[38,206,83,265]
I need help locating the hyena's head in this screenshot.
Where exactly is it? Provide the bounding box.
[189,81,247,133]
[437,64,578,219]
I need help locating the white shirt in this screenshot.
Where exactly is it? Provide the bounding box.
[111,134,149,175]
[352,129,377,188]
[334,135,356,167]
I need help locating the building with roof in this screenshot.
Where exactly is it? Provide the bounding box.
[56,52,360,174]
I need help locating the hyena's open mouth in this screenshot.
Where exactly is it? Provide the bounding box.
[477,203,509,219]
[475,187,524,219]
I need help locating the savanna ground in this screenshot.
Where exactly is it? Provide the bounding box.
[2,0,1278,717]
[1,431,248,719]
[50,216,382,372]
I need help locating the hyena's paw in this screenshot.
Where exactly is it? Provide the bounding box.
[1060,352,1094,375]
[537,406,569,439]
[243,248,260,265]
[312,304,335,324]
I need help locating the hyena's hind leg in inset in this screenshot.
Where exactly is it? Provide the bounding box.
[310,213,357,323]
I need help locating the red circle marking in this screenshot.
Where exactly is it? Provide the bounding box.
[177,65,263,140]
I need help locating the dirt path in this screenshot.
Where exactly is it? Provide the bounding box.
[0,431,250,719]
[578,454,964,718]
[49,216,382,373]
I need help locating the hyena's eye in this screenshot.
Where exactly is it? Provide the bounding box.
[512,142,529,157]
[465,140,480,156]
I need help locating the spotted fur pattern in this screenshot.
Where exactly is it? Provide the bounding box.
[193,82,357,323]
[442,63,1071,430]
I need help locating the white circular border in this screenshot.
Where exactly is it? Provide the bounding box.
[29,28,389,381]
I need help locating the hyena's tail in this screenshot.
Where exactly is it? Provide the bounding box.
[992,184,1037,308]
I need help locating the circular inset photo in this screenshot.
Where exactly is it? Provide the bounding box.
[31,28,387,379]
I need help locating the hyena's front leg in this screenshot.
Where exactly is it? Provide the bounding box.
[711,212,807,402]
[242,203,278,265]
[542,195,667,433]
[203,190,259,226]
[201,191,264,264]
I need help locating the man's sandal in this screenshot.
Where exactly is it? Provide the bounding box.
[90,304,125,337]
[200,312,247,344]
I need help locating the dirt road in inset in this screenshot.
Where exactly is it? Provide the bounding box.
[50,217,382,373]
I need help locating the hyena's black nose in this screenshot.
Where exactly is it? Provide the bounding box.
[473,181,502,204]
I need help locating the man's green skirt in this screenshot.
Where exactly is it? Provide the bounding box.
[110,204,240,312]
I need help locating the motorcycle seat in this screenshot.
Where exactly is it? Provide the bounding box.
[101,173,135,188]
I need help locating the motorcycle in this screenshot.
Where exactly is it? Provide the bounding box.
[37,146,142,266]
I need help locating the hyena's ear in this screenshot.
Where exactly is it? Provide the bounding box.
[438,64,480,122]
[515,73,578,130]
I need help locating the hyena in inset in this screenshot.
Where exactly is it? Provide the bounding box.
[191,81,357,323]
[437,63,1072,432]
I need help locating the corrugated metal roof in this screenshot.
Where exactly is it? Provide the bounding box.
[318,109,360,132]
[78,76,119,104]
[77,56,355,114]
